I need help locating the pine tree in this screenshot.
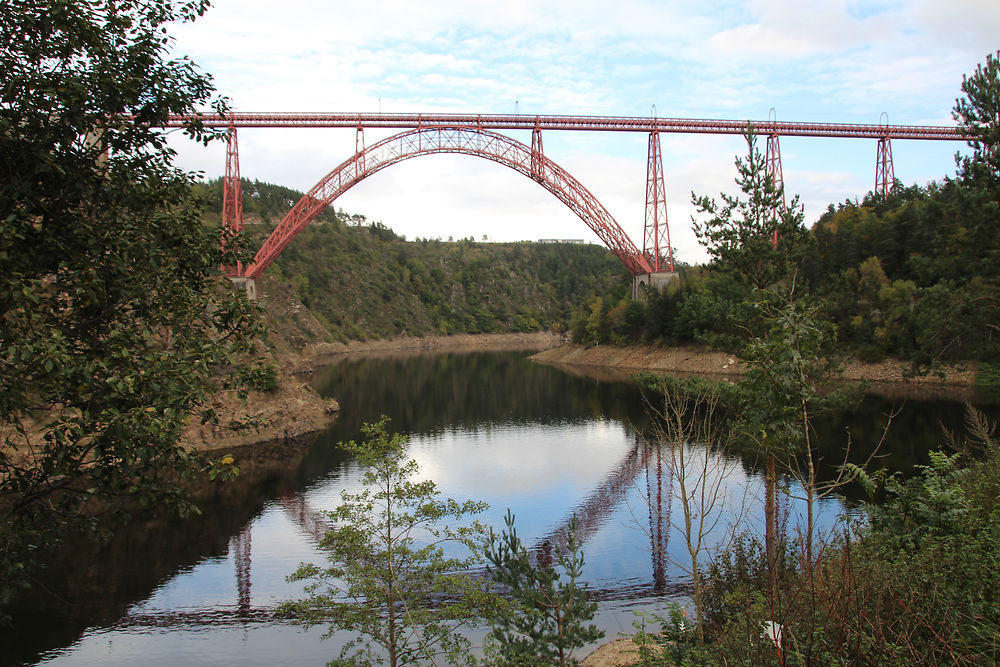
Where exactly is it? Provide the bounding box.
[485,511,603,666]
[279,418,501,666]
[955,50,1000,189]
[691,130,811,291]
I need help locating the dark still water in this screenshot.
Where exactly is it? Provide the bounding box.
[6,350,987,666]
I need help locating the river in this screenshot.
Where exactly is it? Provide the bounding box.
[4,349,986,666]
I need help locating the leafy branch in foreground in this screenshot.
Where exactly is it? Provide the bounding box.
[279,418,501,667]
[1,0,266,612]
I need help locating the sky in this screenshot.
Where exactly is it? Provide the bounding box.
[167,0,1000,265]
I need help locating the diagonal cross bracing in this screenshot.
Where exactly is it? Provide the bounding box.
[248,127,652,277]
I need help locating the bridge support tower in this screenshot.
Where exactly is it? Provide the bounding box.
[230,276,257,300]
[633,271,678,299]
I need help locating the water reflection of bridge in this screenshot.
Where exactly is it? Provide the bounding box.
[531,434,672,592]
[133,433,675,628]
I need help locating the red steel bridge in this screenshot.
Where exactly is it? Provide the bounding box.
[164,112,967,281]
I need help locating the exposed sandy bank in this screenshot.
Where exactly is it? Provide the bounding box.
[304,331,564,364]
[180,380,333,453]
[533,343,980,401]
[582,637,644,666]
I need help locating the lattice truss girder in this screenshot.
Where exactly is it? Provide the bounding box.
[643,131,674,273]
[876,136,895,197]
[221,125,244,275]
[249,127,652,277]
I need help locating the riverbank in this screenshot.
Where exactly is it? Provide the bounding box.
[532,343,980,400]
[184,273,562,453]
[181,331,565,452]
[304,331,564,365]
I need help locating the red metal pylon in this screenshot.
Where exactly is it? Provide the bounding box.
[356,122,365,172]
[765,131,785,247]
[222,124,244,275]
[644,131,674,272]
[531,122,544,182]
[876,135,894,198]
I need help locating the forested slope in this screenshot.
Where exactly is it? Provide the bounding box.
[569,161,1000,367]
[200,178,632,341]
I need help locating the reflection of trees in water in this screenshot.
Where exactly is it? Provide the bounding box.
[313,352,651,439]
[0,433,326,665]
[301,351,652,487]
[804,395,998,502]
[657,392,1000,504]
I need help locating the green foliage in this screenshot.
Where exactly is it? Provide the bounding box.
[250,362,281,393]
[845,419,1000,665]
[564,56,1000,368]
[1,0,266,610]
[735,298,838,456]
[676,407,1000,666]
[976,362,1000,404]
[279,418,501,667]
[631,604,702,666]
[485,511,603,666]
[584,296,609,345]
[622,61,1000,654]
[863,450,970,542]
[606,298,644,345]
[197,177,342,226]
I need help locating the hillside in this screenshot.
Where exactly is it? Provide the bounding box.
[202,177,633,341]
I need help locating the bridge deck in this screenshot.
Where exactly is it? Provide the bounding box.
[165,112,964,141]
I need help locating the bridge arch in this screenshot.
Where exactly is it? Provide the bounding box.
[246,126,652,278]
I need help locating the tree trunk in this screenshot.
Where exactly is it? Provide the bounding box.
[765,453,779,594]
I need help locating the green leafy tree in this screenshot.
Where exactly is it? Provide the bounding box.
[0,0,265,609]
[279,418,500,667]
[584,296,608,345]
[485,511,604,666]
[692,130,812,291]
[736,299,840,576]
